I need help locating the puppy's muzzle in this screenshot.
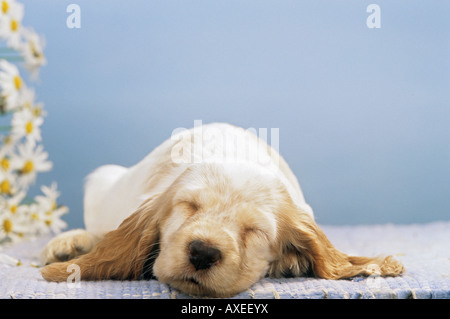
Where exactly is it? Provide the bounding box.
[188,240,222,270]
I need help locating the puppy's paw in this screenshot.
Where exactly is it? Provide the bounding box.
[40,229,100,265]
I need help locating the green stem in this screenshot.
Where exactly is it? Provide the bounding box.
[0,56,24,62]
[0,125,12,131]
[0,109,16,116]
[0,47,17,53]
[21,196,37,205]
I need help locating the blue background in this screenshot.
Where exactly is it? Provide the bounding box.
[20,0,449,229]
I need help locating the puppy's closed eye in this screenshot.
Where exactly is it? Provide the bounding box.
[241,227,267,245]
[176,201,201,217]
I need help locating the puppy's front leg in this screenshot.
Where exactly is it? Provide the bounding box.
[40,229,100,265]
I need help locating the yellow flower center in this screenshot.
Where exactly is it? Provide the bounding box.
[25,121,33,134]
[10,204,17,214]
[1,1,8,14]
[3,218,12,233]
[33,107,42,117]
[29,41,43,59]
[45,211,54,226]
[10,19,18,32]
[14,75,21,90]
[3,135,12,145]
[0,180,10,193]
[22,160,34,174]
[1,157,9,170]
[31,212,39,220]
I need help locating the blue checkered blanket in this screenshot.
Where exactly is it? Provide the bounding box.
[1,221,449,299]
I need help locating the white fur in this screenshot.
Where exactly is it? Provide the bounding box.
[40,122,404,297]
[41,122,313,264]
[84,123,313,237]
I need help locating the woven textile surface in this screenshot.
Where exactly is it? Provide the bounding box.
[1,221,449,299]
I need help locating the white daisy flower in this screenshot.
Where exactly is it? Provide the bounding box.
[0,253,21,266]
[11,107,43,144]
[0,143,19,172]
[0,0,24,49]
[0,169,17,195]
[0,59,24,112]
[19,86,46,118]
[42,205,68,235]
[0,147,12,172]
[35,182,59,209]
[11,142,52,189]
[25,202,48,236]
[0,0,20,17]
[27,200,67,236]
[34,183,68,234]
[0,190,25,215]
[18,27,46,77]
[0,134,18,155]
[0,208,27,243]
[0,0,13,15]
[0,2,67,245]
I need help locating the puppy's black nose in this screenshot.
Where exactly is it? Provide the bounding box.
[188,240,222,271]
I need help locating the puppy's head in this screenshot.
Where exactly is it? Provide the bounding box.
[152,163,281,297]
[41,163,404,297]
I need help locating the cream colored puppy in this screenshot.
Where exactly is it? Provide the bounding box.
[41,123,403,297]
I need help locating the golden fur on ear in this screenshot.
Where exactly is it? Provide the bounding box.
[269,197,405,279]
[41,195,160,282]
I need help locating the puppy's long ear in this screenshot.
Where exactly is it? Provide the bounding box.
[269,197,404,279]
[41,195,161,282]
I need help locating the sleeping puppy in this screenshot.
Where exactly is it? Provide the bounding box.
[40,122,404,297]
